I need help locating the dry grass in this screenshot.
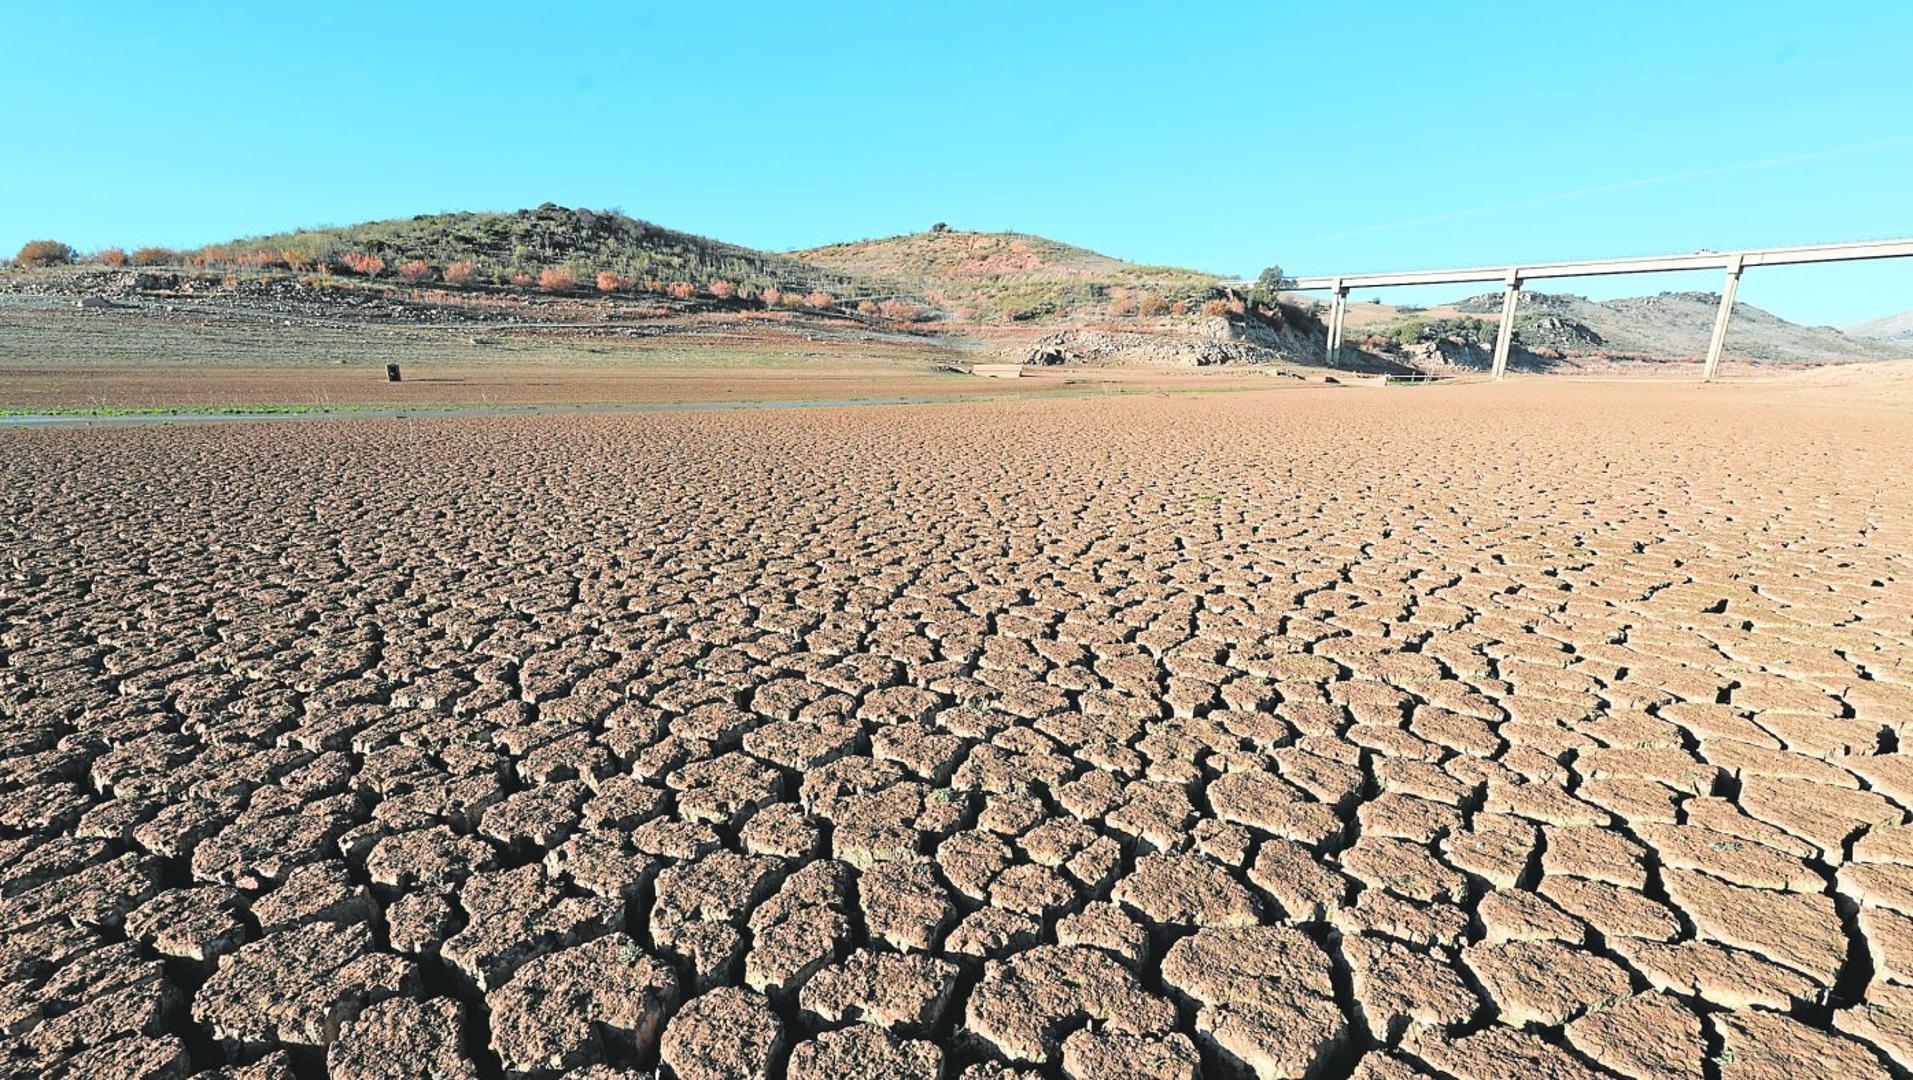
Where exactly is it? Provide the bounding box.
[15,240,74,267]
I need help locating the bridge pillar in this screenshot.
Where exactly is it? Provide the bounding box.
[1490,270,1521,380]
[1702,255,1744,382]
[1325,279,1349,366]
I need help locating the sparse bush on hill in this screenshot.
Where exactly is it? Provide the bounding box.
[1171,299,1189,316]
[665,281,696,299]
[508,272,534,287]
[17,240,75,267]
[1380,316,1493,347]
[1137,291,1167,317]
[538,267,577,291]
[596,270,635,292]
[97,248,129,267]
[794,228,1214,324]
[1251,265,1295,306]
[857,299,880,316]
[443,261,476,285]
[1108,288,1136,316]
[878,298,921,321]
[803,291,833,309]
[759,286,783,308]
[1199,298,1231,318]
[194,204,860,298]
[707,280,737,299]
[398,259,434,283]
[340,252,385,277]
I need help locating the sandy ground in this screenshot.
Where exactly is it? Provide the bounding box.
[2,376,1911,1078]
[0,362,1304,411]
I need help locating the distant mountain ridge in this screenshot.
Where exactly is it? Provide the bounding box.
[1444,290,1903,364]
[1847,310,1913,343]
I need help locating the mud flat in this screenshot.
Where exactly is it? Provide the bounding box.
[2,376,1911,1078]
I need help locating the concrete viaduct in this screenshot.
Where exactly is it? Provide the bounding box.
[1251,238,1913,380]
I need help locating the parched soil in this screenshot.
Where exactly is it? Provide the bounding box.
[2,378,1911,1079]
[0,289,1298,410]
[0,362,1291,413]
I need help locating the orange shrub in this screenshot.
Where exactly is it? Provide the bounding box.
[857,299,880,316]
[97,247,128,267]
[398,260,434,283]
[340,252,385,277]
[707,280,737,300]
[1108,288,1137,316]
[281,249,314,272]
[665,281,696,299]
[538,267,577,291]
[1199,299,1230,317]
[595,270,632,292]
[508,272,535,287]
[17,240,75,267]
[759,286,783,308]
[1137,291,1167,317]
[1171,300,1190,316]
[878,298,920,321]
[803,291,833,309]
[443,261,476,285]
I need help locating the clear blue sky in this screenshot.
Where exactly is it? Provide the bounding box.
[7,2,1910,324]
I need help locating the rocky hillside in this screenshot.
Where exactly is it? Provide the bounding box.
[205,204,871,295]
[1441,290,1904,365]
[1848,309,1913,343]
[15,203,1908,373]
[792,228,1221,322]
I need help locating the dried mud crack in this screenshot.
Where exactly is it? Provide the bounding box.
[2,380,1911,1079]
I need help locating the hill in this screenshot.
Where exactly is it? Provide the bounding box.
[792,228,1221,322]
[1847,310,1913,343]
[1438,290,1902,365]
[206,204,869,295]
[10,203,1906,375]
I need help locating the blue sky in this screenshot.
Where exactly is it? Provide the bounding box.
[6,2,1910,324]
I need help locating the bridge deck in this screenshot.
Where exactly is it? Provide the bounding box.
[1241,237,1913,382]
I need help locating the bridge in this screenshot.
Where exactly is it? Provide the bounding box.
[1251,238,1913,381]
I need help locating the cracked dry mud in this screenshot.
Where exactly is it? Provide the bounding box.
[2,380,1911,1079]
